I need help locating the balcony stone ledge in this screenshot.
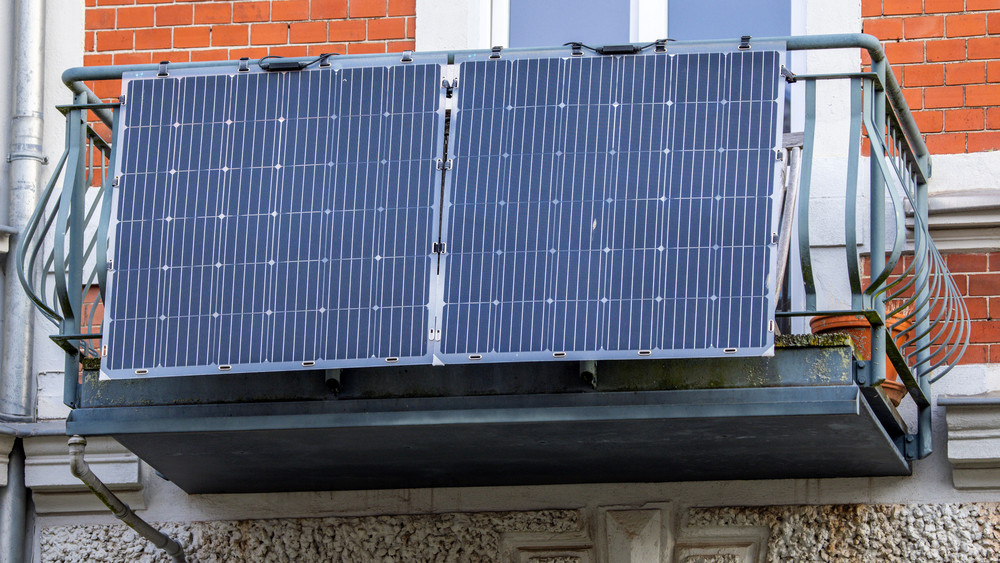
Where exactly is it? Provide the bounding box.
[22,435,145,513]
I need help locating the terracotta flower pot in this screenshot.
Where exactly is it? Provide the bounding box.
[809,311,912,407]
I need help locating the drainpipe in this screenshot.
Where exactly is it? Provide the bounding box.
[1,1,45,560]
[0,440,28,563]
[68,437,187,563]
[1,0,43,421]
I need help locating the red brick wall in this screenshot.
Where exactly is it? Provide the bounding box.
[83,0,416,100]
[941,252,1000,363]
[862,252,1000,365]
[862,0,1000,154]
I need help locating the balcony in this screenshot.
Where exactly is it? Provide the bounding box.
[18,34,968,494]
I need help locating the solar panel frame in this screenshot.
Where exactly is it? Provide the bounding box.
[435,41,786,365]
[102,53,449,378]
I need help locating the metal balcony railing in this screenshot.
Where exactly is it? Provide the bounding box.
[17,35,968,459]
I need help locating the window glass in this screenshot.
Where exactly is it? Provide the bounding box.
[509,0,630,48]
[668,0,790,40]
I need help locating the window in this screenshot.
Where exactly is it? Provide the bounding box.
[496,0,790,47]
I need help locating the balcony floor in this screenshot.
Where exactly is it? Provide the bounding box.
[67,338,910,493]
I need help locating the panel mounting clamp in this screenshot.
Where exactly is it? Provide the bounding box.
[401,50,413,63]
[654,39,668,53]
[432,241,446,254]
[157,60,170,77]
[490,45,503,60]
[780,65,797,83]
[436,158,452,170]
[569,42,584,56]
[238,57,250,72]
[738,35,752,50]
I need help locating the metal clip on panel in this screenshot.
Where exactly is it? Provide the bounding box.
[739,35,752,50]
[570,42,584,56]
[401,50,413,63]
[238,57,250,72]
[490,45,503,60]
[654,39,668,53]
[157,61,169,77]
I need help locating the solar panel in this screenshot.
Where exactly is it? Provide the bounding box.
[439,46,784,363]
[104,55,448,377]
[103,44,784,378]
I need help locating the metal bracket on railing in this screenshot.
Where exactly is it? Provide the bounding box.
[157,61,169,77]
[738,35,752,50]
[238,57,250,72]
[490,45,503,59]
[401,50,413,64]
[569,42,584,57]
[654,39,668,53]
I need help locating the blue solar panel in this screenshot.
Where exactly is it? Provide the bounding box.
[104,56,447,377]
[103,45,784,378]
[439,47,784,363]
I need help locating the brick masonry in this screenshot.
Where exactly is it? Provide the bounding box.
[862,252,999,365]
[863,0,1000,154]
[83,0,416,99]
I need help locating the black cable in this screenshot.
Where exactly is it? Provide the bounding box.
[257,52,341,72]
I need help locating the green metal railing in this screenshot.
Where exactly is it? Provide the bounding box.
[17,93,119,407]
[16,34,968,460]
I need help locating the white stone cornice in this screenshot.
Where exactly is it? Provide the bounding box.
[942,393,1000,489]
[907,189,1000,253]
[23,435,145,513]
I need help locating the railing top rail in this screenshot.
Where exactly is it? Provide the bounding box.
[62,34,927,174]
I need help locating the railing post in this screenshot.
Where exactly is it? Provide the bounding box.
[915,171,933,458]
[58,93,89,408]
[868,65,887,389]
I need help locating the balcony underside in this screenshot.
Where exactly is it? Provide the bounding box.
[66,338,910,494]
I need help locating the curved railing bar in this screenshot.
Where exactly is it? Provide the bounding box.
[844,77,864,309]
[16,149,68,323]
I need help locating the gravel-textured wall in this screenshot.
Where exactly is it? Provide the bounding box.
[40,503,1000,562]
[40,510,581,562]
[686,503,1000,562]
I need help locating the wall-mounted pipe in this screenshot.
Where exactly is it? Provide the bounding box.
[0,440,28,563]
[68,436,187,563]
[1,0,43,422]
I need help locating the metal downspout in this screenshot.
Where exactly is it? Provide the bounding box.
[1,0,43,421]
[0,440,28,563]
[68,437,187,563]
[1,1,44,561]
